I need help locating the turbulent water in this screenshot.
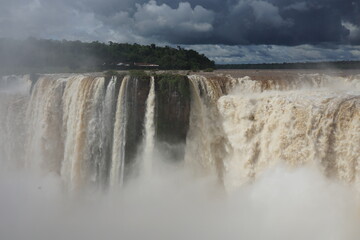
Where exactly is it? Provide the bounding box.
[1,71,360,240]
[218,74,360,190]
[2,72,360,190]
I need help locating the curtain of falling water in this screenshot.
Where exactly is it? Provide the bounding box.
[25,75,66,173]
[0,75,31,168]
[110,76,129,188]
[4,72,360,193]
[185,75,236,179]
[141,76,156,177]
[99,76,117,186]
[61,76,105,191]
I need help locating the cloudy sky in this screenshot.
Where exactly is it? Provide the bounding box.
[1,0,360,63]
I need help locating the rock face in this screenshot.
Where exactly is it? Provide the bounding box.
[155,74,190,143]
[123,76,150,177]
[153,74,191,162]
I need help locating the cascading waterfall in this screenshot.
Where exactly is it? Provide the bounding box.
[183,73,360,191]
[2,72,360,193]
[185,75,238,179]
[217,74,360,191]
[99,76,117,185]
[141,76,156,177]
[0,75,31,168]
[185,75,222,174]
[110,76,129,188]
[61,76,106,190]
[25,75,66,173]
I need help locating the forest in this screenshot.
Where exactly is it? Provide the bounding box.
[0,38,215,75]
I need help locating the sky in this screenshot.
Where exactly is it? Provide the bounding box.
[1,0,360,64]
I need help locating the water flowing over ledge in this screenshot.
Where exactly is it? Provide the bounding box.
[1,71,360,192]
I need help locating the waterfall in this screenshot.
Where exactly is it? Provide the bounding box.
[110,76,129,188]
[185,75,238,179]
[99,76,117,185]
[0,75,30,168]
[141,76,156,177]
[182,73,360,191]
[2,72,360,193]
[25,75,66,173]
[61,76,105,190]
[217,74,360,190]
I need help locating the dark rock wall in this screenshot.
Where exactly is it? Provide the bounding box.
[154,74,191,161]
[124,76,150,176]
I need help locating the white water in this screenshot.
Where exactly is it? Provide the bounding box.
[110,76,129,188]
[185,75,239,180]
[25,75,66,173]
[185,75,224,174]
[3,72,360,191]
[184,73,360,191]
[99,77,117,185]
[141,76,156,177]
[61,76,106,190]
[0,75,30,168]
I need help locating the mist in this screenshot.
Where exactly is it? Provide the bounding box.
[1,159,359,240]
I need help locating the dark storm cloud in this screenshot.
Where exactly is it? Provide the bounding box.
[1,0,359,46]
[0,0,359,63]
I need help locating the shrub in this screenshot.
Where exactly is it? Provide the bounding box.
[129,70,148,79]
[104,70,119,81]
[203,68,214,72]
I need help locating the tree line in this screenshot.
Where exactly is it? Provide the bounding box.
[0,38,215,75]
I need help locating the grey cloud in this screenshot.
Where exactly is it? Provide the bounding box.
[0,0,107,41]
[133,1,214,43]
[245,0,291,27]
[0,0,360,64]
[343,22,360,45]
[284,2,308,11]
[1,0,360,46]
[188,44,360,64]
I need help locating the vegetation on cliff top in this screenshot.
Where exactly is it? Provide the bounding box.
[154,73,190,144]
[155,73,190,100]
[0,38,215,75]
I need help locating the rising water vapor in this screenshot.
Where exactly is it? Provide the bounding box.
[0,163,359,240]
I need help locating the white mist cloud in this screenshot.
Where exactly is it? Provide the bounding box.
[0,163,359,240]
